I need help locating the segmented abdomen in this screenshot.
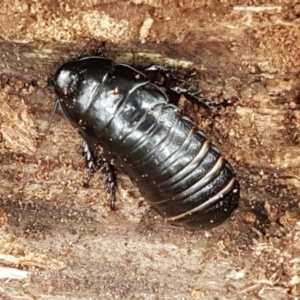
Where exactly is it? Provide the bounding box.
[94,67,240,229]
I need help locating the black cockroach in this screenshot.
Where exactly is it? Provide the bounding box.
[50,44,240,230]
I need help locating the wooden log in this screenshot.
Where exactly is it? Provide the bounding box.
[0,1,300,298]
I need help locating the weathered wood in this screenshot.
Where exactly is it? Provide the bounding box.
[0,1,300,299]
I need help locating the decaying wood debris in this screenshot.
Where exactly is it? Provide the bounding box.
[0,1,299,299]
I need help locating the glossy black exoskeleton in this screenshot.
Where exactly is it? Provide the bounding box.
[51,48,240,230]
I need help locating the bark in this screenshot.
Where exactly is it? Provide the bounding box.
[0,1,299,299]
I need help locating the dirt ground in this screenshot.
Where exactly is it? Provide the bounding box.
[0,1,300,299]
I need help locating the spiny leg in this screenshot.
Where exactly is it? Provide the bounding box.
[93,41,106,56]
[169,86,228,110]
[81,140,98,187]
[101,157,117,210]
[143,64,232,110]
[77,40,106,60]
[81,141,117,210]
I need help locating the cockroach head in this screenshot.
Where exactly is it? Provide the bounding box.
[48,62,80,133]
[53,62,79,99]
